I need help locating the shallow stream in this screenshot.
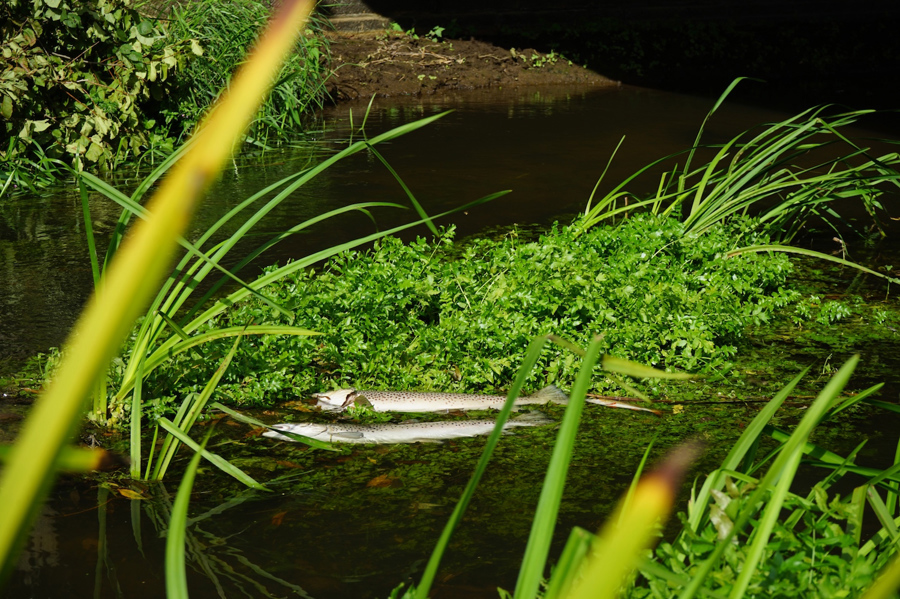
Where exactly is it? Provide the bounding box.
[3,83,900,598]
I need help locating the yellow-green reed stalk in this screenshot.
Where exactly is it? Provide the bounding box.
[565,442,702,599]
[0,0,316,582]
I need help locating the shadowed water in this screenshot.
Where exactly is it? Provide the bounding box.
[3,83,900,599]
[0,83,853,370]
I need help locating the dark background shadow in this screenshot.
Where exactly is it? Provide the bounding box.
[337,0,900,114]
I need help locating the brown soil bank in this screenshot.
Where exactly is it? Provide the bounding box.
[324,30,616,101]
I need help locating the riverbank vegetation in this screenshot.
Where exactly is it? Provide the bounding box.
[2,1,900,594]
[0,0,329,195]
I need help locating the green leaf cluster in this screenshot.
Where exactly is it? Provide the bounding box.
[0,0,198,175]
[150,214,799,406]
[0,0,330,192]
[636,482,889,598]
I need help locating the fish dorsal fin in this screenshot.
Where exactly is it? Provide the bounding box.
[529,385,569,404]
[352,395,374,409]
[342,389,359,409]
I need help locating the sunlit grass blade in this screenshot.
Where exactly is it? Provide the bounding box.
[686,367,808,531]
[184,201,407,316]
[727,449,802,598]
[585,135,626,214]
[81,170,295,320]
[0,1,316,575]
[862,551,900,599]
[166,429,208,599]
[602,355,693,380]
[117,325,320,400]
[151,191,511,377]
[156,418,265,489]
[867,487,900,548]
[413,334,550,599]
[0,445,125,472]
[683,77,757,175]
[567,442,703,599]
[677,356,859,599]
[619,437,656,526]
[728,245,900,284]
[366,143,438,235]
[78,177,101,288]
[130,357,144,478]
[514,335,604,599]
[542,527,594,599]
[152,334,242,480]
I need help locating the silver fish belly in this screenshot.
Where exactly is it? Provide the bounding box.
[263,412,553,444]
[314,385,569,413]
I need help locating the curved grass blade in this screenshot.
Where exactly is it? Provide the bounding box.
[602,355,693,380]
[678,356,859,599]
[366,143,438,235]
[151,191,511,369]
[210,401,337,451]
[117,325,319,400]
[585,136,626,214]
[727,245,900,285]
[542,527,594,599]
[151,333,243,480]
[687,367,808,531]
[157,418,265,490]
[514,336,604,599]
[166,429,208,599]
[413,334,550,599]
[567,442,703,599]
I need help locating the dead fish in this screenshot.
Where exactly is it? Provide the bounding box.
[315,384,659,414]
[263,411,553,444]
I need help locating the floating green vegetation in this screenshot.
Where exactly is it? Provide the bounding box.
[137,213,797,408]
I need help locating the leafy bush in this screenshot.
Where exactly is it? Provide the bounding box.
[146,214,800,406]
[0,0,329,191]
[636,481,891,598]
[0,0,199,181]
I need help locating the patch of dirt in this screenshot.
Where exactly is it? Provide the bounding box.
[324,31,617,101]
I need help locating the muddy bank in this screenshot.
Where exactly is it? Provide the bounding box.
[324,30,616,101]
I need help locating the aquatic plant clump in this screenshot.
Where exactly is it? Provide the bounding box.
[150,214,799,406]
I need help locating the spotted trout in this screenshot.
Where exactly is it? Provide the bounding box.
[263,411,553,444]
[314,385,658,414]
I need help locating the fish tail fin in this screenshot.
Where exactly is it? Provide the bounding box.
[530,384,569,405]
[586,398,662,415]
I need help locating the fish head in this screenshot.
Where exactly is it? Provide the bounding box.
[314,389,357,411]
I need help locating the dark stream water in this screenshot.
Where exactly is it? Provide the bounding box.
[3,84,900,598]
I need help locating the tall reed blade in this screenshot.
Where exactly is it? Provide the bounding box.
[514,336,604,599]
[0,0,316,583]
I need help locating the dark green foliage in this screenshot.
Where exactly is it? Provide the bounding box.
[0,0,198,182]
[633,483,890,599]
[0,0,329,192]
[160,0,329,144]
[149,214,799,406]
